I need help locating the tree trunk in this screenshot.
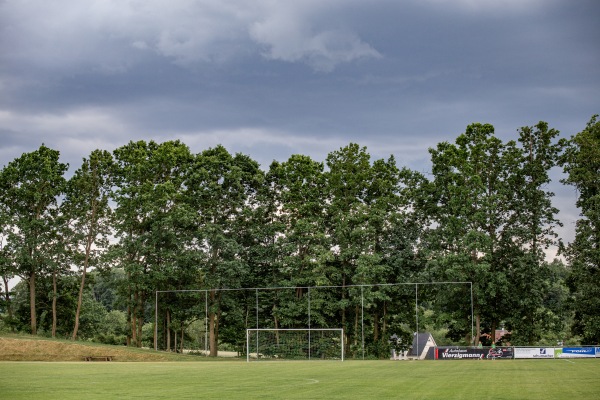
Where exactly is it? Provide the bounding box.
[373,310,380,342]
[341,276,346,330]
[131,310,137,346]
[354,305,359,347]
[475,313,481,345]
[131,291,140,347]
[130,290,144,348]
[73,234,93,340]
[382,301,387,338]
[216,308,221,349]
[2,276,14,332]
[136,315,143,347]
[29,271,37,335]
[126,273,132,346]
[72,263,86,340]
[341,279,347,355]
[166,310,171,351]
[209,311,217,356]
[52,270,57,338]
[137,291,144,347]
[180,324,185,353]
[273,303,280,344]
[209,289,218,357]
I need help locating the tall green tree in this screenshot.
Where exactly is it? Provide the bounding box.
[362,159,427,344]
[184,146,262,356]
[424,124,518,344]
[423,122,565,345]
[0,229,15,330]
[47,214,72,338]
[324,144,375,349]
[112,140,193,347]
[266,155,329,328]
[515,122,563,250]
[1,196,16,329]
[561,115,600,343]
[0,145,68,335]
[505,121,563,344]
[62,149,114,340]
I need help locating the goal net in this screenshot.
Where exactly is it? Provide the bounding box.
[246,328,344,362]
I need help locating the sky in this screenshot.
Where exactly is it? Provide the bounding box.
[1,0,599,257]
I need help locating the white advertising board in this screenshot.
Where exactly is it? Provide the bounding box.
[513,347,554,359]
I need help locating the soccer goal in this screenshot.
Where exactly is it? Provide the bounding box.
[246,328,344,362]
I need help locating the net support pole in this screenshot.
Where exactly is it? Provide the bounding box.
[470,282,474,346]
[255,289,259,357]
[361,286,365,360]
[246,329,250,362]
[341,328,345,362]
[204,290,208,356]
[154,291,158,351]
[415,283,419,360]
[308,287,311,360]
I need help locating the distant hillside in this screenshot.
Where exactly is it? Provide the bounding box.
[0,335,199,362]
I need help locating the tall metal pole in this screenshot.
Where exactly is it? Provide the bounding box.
[205,290,208,356]
[308,287,311,329]
[154,291,158,351]
[415,283,419,360]
[256,289,259,359]
[361,286,365,360]
[470,283,474,345]
[308,287,311,360]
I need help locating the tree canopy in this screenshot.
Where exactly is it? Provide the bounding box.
[0,116,596,355]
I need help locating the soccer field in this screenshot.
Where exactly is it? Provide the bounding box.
[1,359,599,399]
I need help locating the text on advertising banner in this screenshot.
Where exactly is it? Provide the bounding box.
[513,348,554,359]
[435,347,513,360]
[556,347,595,358]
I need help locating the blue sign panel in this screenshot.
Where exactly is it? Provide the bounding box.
[560,347,595,358]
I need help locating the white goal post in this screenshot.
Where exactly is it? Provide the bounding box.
[246,328,344,362]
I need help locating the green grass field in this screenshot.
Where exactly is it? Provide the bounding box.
[1,359,599,399]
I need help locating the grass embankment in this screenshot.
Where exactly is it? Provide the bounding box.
[0,334,205,362]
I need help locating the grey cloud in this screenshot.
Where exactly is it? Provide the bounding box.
[252,28,381,72]
[1,0,598,249]
[1,0,382,72]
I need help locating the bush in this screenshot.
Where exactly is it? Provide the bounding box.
[95,332,127,345]
[93,310,127,345]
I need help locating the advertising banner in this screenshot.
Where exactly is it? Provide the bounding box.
[514,348,554,359]
[436,348,484,360]
[596,348,600,358]
[485,346,513,359]
[555,347,596,358]
[436,347,513,360]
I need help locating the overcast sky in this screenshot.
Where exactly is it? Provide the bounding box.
[1,0,599,256]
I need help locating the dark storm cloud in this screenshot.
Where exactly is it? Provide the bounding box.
[1,0,599,250]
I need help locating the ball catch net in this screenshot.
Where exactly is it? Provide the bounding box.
[246,328,344,362]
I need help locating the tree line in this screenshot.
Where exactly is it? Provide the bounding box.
[0,116,598,356]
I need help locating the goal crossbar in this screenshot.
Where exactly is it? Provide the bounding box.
[246,328,344,362]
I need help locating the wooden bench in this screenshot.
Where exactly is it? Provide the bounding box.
[83,356,113,362]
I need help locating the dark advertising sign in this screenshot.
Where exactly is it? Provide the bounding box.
[436,347,513,360]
